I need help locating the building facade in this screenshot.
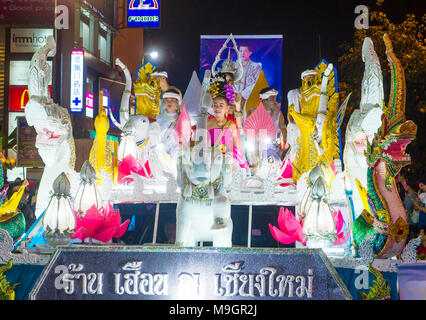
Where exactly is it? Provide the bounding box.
[0,0,144,176]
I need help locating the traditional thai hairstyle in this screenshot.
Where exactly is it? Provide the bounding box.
[208,73,235,105]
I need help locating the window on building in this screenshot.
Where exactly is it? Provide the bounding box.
[80,7,94,53]
[79,6,112,64]
[98,21,111,64]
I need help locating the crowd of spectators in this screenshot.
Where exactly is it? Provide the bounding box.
[398,170,426,259]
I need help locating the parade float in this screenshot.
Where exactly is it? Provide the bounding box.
[0,34,423,301]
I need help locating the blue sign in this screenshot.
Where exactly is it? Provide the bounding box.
[127,0,160,28]
[335,267,399,300]
[30,247,351,300]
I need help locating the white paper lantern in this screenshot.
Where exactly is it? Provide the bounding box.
[73,161,103,216]
[42,172,76,233]
[302,176,336,239]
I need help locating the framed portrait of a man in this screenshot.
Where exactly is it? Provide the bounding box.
[200,35,283,117]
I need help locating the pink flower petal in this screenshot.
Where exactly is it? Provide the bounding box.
[294,229,307,245]
[277,207,288,233]
[118,155,151,183]
[333,210,344,234]
[71,226,94,241]
[93,228,116,243]
[333,232,350,245]
[71,202,129,242]
[113,220,130,238]
[283,208,303,237]
[269,224,296,245]
[80,206,104,232]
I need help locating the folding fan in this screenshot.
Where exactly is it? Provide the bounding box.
[243,102,277,140]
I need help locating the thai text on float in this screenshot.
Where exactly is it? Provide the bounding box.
[53,262,315,299]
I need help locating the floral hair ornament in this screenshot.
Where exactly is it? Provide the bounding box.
[209,79,235,105]
[224,83,236,104]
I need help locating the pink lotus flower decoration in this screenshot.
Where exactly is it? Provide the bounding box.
[269,207,307,245]
[71,202,130,243]
[332,210,351,245]
[269,207,350,246]
[117,154,153,184]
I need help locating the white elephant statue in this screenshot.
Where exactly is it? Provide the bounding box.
[175,146,233,247]
[175,77,233,247]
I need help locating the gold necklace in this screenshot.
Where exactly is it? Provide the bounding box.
[215,118,227,127]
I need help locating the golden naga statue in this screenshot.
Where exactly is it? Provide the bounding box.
[288,60,340,183]
[89,91,113,186]
[133,61,162,120]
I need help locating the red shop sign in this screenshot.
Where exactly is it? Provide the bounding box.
[9,86,52,111]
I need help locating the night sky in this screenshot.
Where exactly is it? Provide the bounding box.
[144,0,424,103]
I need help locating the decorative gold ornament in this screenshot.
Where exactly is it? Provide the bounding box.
[389,216,409,243]
[134,61,161,119]
[360,263,391,300]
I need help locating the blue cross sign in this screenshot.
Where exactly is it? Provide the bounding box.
[70,50,84,113]
[72,97,82,106]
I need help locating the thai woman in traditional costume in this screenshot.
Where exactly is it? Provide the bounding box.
[207,77,250,175]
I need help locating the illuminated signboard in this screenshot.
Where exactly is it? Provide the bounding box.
[70,50,84,113]
[9,60,52,112]
[85,92,94,118]
[9,86,52,112]
[127,0,160,28]
[10,60,52,86]
[10,28,54,53]
[30,247,351,300]
[1,3,54,25]
[101,88,110,116]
